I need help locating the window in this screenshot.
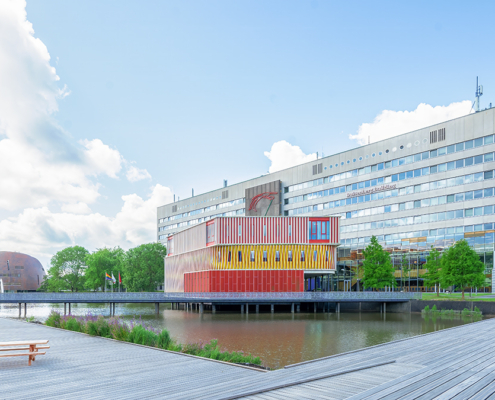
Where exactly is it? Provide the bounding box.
[314,250,317,262]
[250,251,255,262]
[288,250,293,262]
[228,251,231,262]
[263,225,266,237]
[300,250,305,262]
[289,224,292,237]
[206,222,215,244]
[275,251,280,262]
[309,220,330,240]
[218,251,221,261]
[325,251,329,262]
[238,251,242,262]
[263,250,267,262]
[238,225,241,237]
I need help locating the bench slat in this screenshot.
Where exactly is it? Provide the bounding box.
[0,346,50,352]
[0,352,46,358]
[0,340,48,346]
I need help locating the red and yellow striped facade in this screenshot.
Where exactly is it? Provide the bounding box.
[164,216,340,292]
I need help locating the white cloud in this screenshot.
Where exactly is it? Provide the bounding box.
[126,164,152,182]
[349,101,473,145]
[0,0,170,266]
[264,140,317,173]
[0,185,173,266]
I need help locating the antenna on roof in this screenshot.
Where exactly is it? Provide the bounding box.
[474,76,483,112]
[223,180,227,188]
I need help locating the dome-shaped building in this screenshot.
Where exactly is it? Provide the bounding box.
[0,252,45,292]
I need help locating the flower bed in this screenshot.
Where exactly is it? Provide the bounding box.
[45,311,262,366]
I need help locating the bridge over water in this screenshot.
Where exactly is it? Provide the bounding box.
[0,292,420,317]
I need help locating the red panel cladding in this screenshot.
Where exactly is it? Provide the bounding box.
[185,270,304,292]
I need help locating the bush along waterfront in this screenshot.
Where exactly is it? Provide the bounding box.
[45,311,263,367]
[422,305,482,319]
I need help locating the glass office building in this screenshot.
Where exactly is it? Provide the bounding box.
[158,108,495,292]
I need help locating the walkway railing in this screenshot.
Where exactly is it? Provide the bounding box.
[0,291,420,303]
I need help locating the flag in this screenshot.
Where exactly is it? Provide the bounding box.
[111,273,116,284]
[105,273,112,281]
[119,272,122,284]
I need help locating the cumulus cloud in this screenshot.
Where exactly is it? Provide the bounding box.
[349,101,473,145]
[126,164,152,182]
[0,185,173,266]
[0,0,170,266]
[264,140,317,173]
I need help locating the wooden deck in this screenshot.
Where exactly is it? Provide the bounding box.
[1,317,495,399]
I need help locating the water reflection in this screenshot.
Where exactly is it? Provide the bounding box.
[0,303,485,369]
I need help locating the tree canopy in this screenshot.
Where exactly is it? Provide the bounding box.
[122,243,167,292]
[400,254,410,290]
[422,246,442,296]
[84,247,124,291]
[45,246,89,292]
[362,236,396,290]
[441,239,485,300]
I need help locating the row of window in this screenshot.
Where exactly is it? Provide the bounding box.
[339,222,495,246]
[340,206,495,234]
[286,151,495,206]
[159,209,246,232]
[343,185,495,220]
[285,134,495,193]
[159,198,245,224]
[286,169,494,216]
[223,249,330,263]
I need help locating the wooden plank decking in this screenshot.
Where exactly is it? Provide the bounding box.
[1,317,495,399]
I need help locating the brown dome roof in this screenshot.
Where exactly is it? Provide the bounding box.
[0,252,45,291]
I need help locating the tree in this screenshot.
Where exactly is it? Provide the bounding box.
[85,247,124,291]
[422,246,442,296]
[441,239,485,300]
[47,246,89,292]
[122,243,167,292]
[400,254,411,291]
[362,236,396,290]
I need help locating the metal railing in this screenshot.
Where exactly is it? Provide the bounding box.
[0,291,420,303]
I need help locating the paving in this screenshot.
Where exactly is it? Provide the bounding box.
[1,317,495,399]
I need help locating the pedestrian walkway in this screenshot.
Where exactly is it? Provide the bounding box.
[1,317,495,399]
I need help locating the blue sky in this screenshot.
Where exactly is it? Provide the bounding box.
[1,0,495,265]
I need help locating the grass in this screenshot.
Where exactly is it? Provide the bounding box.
[44,311,263,367]
[421,293,495,301]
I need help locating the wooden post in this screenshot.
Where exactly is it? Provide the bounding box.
[24,303,27,318]
[64,302,67,316]
[68,303,71,315]
[113,303,116,316]
[18,303,21,318]
[110,303,112,316]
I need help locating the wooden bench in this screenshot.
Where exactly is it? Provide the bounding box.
[0,340,49,366]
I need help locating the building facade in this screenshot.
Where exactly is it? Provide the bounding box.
[164,216,339,292]
[0,252,45,292]
[158,108,495,292]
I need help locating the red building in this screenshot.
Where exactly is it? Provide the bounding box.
[164,216,340,292]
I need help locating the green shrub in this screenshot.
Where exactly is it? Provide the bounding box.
[461,308,471,317]
[65,317,83,332]
[157,330,172,349]
[129,325,158,347]
[474,306,481,313]
[423,305,430,312]
[96,316,111,338]
[431,305,437,312]
[45,311,61,328]
[85,321,99,336]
